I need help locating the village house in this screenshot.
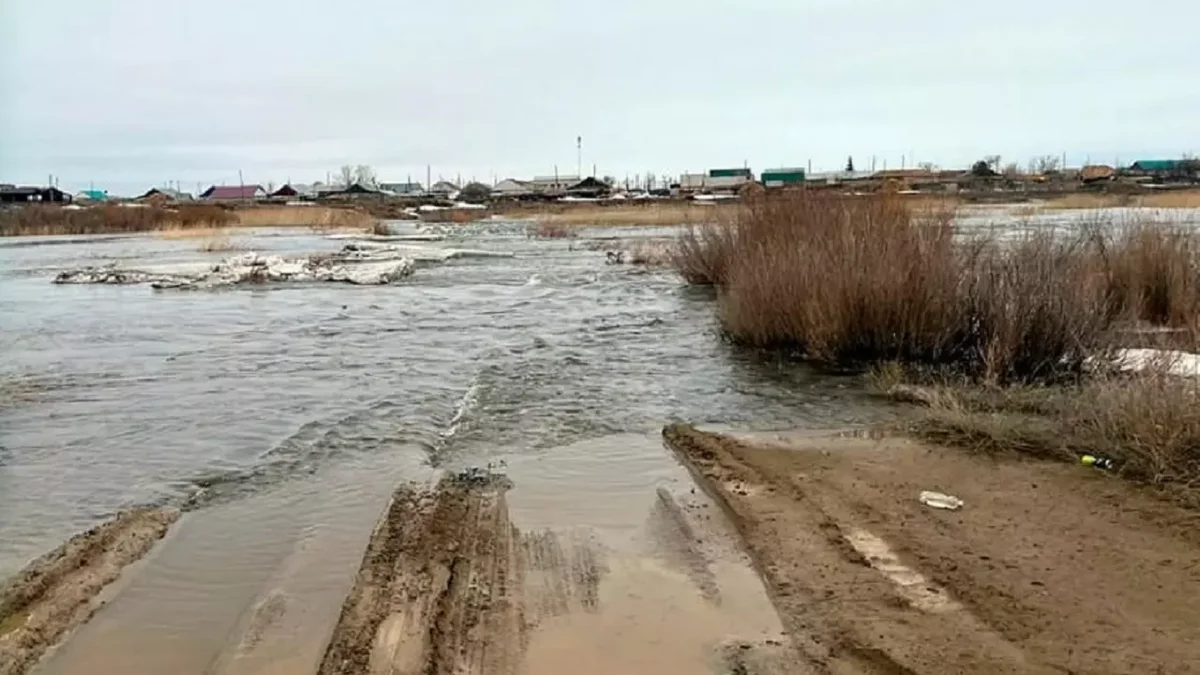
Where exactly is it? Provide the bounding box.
[200,185,267,200]
[139,187,194,202]
[760,168,806,187]
[74,189,109,202]
[428,181,460,198]
[1080,165,1116,184]
[529,175,580,195]
[565,177,612,199]
[0,185,72,204]
[379,182,424,197]
[269,183,319,199]
[676,169,753,195]
[491,178,533,198]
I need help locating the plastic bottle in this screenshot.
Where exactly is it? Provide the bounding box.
[1081,455,1116,470]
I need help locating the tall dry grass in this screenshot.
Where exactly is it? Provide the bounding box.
[0,204,234,236]
[508,202,739,227]
[888,368,1200,490]
[673,192,1200,382]
[233,206,374,229]
[1090,221,1200,331]
[1042,190,1200,210]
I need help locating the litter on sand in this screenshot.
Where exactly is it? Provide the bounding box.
[919,491,964,511]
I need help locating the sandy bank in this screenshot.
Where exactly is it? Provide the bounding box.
[663,425,1200,674]
[0,508,178,675]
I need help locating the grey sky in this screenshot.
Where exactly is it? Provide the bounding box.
[3,0,1197,194]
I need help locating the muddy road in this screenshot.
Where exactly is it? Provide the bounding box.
[318,470,795,675]
[0,509,177,675]
[663,425,1200,674]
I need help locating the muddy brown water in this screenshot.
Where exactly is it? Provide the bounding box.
[1,221,887,673]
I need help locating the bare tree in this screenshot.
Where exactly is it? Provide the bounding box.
[1031,155,1062,174]
[1003,162,1020,177]
[984,155,1002,172]
[917,162,937,172]
[353,165,377,187]
[338,165,354,187]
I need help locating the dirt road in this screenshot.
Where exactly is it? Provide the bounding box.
[317,469,795,675]
[0,508,178,675]
[663,425,1200,674]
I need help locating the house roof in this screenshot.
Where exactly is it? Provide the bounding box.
[140,187,193,200]
[530,175,580,186]
[202,185,265,199]
[678,174,750,190]
[379,182,424,194]
[1130,160,1184,172]
[568,176,611,191]
[429,180,460,192]
[1080,165,1116,181]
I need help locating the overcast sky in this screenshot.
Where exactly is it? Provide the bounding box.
[2,0,1197,194]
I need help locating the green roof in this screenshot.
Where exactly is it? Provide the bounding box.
[1131,160,1183,171]
[79,189,108,200]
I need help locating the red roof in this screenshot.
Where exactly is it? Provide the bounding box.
[202,185,264,200]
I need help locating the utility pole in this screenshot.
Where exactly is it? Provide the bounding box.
[238,169,245,203]
[427,165,432,190]
[576,136,582,179]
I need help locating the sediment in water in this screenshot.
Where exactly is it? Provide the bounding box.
[0,508,179,675]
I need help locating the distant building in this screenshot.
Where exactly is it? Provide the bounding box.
[379,182,424,196]
[200,185,267,200]
[74,189,109,202]
[677,172,752,194]
[566,177,612,199]
[761,168,806,187]
[529,175,580,194]
[270,183,316,198]
[491,178,533,198]
[0,185,71,204]
[139,187,194,202]
[428,180,460,197]
[1080,165,1116,183]
[708,167,753,179]
[325,183,382,198]
[1129,160,1184,174]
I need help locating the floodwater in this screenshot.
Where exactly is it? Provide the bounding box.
[1,220,881,673]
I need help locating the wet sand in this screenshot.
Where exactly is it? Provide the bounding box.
[664,425,1200,674]
[0,508,178,675]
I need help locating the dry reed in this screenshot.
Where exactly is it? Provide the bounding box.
[672,191,1200,382]
[508,202,739,227]
[0,204,234,236]
[891,368,1200,489]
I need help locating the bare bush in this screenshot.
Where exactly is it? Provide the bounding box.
[669,192,1172,382]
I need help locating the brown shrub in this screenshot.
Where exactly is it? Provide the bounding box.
[672,192,1132,382]
[0,203,233,236]
[899,369,1200,489]
[1088,220,1200,331]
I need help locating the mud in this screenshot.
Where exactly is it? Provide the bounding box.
[0,508,178,675]
[664,424,1200,674]
[317,471,524,675]
[319,465,795,675]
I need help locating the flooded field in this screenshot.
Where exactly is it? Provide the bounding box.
[5,207,1199,673]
